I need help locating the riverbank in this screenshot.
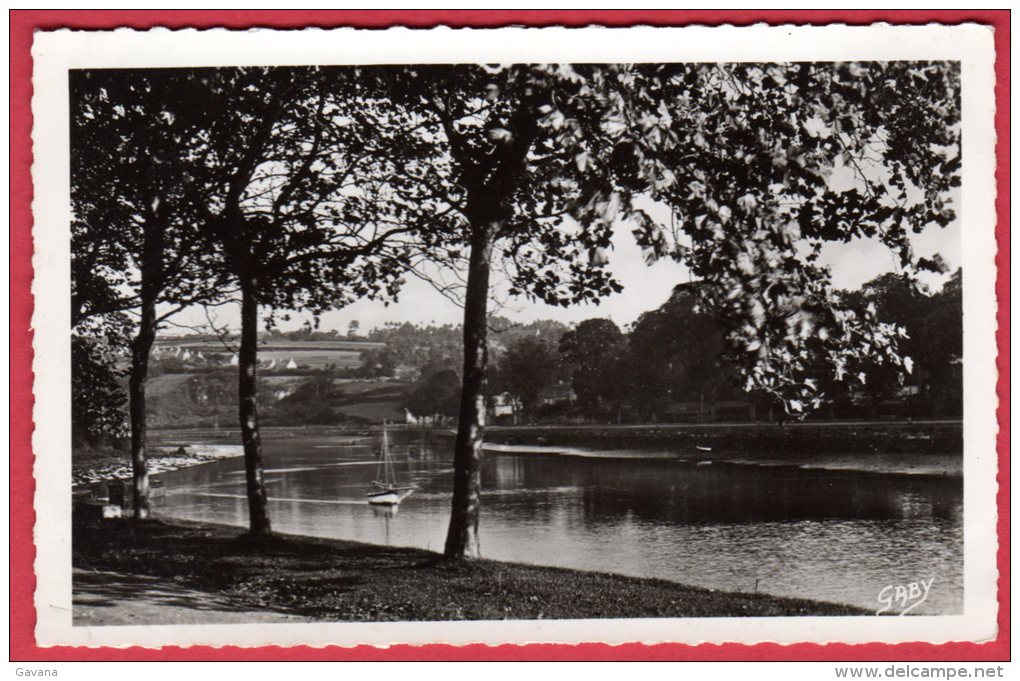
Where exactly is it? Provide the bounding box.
[73,517,867,623]
[76,419,961,488]
[72,444,244,486]
[482,420,961,454]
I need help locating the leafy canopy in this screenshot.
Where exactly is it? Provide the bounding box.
[354,62,960,413]
[70,69,220,324]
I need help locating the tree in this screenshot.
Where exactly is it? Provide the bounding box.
[347,320,361,338]
[376,65,641,557]
[358,349,397,378]
[495,336,561,419]
[180,67,426,535]
[273,374,338,425]
[406,368,461,421]
[627,285,736,421]
[844,273,927,415]
[71,319,130,448]
[922,270,963,415]
[367,62,959,558]
[612,63,960,415]
[558,318,627,416]
[71,70,222,517]
[844,268,963,417]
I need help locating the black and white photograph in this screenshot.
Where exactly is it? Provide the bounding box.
[31,24,998,648]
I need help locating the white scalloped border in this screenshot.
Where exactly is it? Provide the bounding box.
[29,22,1000,650]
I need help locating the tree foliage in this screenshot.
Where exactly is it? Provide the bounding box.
[71,320,130,447]
[558,318,627,413]
[627,286,738,417]
[494,336,563,417]
[601,63,960,413]
[407,368,462,420]
[70,69,221,324]
[368,62,959,415]
[844,269,963,415]
[176,67,430,316]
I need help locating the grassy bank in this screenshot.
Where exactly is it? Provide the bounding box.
[481,420,961,457]
[73,518,867,621]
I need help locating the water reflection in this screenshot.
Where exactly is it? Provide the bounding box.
[493,456,963,525]
[152,429,963,614]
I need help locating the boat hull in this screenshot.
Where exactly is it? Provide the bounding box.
[367,491,401,506]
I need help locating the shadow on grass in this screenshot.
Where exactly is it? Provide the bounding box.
[74,569,256,614]
[72,517,870,621]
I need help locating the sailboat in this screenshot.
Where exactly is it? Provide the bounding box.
[367,424,416,506]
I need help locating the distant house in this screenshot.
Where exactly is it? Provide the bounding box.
[393,364,420,381]
[491,391,520,417]
[286,358,298,370]
[229,353,239,366]
[489,392,521,425]
[405,408,450,427]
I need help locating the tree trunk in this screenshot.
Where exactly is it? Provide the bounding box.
[239,276,271,536]
[127,205,165,520]
[127,295,157,519]
[444,222,495,559]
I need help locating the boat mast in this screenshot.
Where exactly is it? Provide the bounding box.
[382,423,395,487]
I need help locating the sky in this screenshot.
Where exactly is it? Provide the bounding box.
[171,210,961,336]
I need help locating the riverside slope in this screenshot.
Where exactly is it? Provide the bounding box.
[73,518,868,624]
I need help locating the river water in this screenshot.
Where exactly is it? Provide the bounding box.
[151,427,963,615]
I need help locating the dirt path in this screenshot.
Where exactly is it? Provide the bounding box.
[73,568,308,626]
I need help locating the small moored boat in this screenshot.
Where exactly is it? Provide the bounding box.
[367,424,415,506]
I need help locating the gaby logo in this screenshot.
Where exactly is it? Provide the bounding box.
[876,578,935,615]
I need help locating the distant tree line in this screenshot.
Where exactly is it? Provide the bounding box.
[406,271,963,424]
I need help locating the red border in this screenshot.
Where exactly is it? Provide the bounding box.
[10,9,1009,662]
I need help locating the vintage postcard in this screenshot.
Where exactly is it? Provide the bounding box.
[30,23,999,649]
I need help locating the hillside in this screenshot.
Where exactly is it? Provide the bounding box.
[153,337,380,371]
[145,371,411,428]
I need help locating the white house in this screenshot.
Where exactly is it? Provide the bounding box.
[491,391,520,417]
